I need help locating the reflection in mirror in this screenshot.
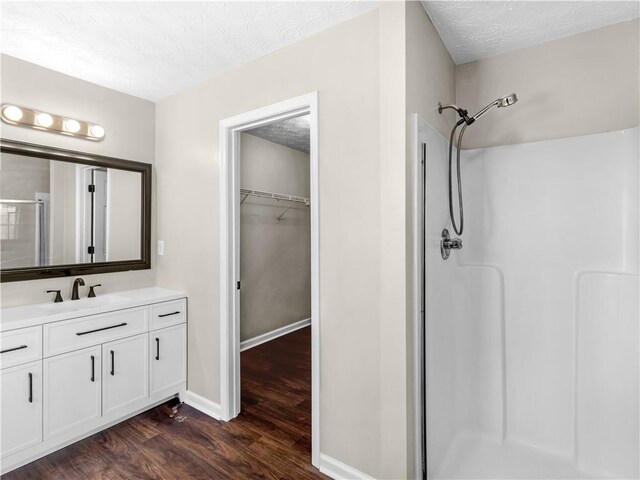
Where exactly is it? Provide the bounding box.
[1,154,141,269]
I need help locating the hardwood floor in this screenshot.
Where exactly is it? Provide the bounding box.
[4,326,328,480]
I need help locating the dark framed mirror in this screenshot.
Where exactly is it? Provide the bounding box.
[0,139,151,282]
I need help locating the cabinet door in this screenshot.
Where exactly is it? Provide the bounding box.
[150,324,186,396]
[103,334,148,416]
[44,346,101,439]
[1,361,42,457]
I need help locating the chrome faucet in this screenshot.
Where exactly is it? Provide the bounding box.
[71,278,85,300]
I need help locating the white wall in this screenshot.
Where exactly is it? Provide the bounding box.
[456,19,640,149]
[239,133,310,342]
[424,18,640,479]
[427,127,639,479]
[0,55,156,306]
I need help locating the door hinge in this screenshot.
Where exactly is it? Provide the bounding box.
[88,246,95,255]
[236,281,241,290]
[88,184,95,193]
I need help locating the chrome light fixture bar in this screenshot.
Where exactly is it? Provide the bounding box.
[0,104,105,141]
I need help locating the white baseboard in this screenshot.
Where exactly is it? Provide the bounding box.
[319,453,375,480]
[184,390,222,420]
[240,317,311,352]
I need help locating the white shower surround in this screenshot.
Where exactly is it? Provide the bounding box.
[424,125,639,479]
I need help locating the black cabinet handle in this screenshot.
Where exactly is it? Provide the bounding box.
[1,344,28,354]
[90,355,95,382]
[28,372,33,403]
[76,322,127,336]
[155,338,160,360]
[110,350,115,376]
[158,311,180,318]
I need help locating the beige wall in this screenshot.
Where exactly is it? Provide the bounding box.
[456,19,640,149]
[239,133,310,342]
[0,54,156,306]
[379,2,408,477]
[155,10,388,476]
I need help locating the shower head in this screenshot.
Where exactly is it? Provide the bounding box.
[471,93,518,121]
[499,93,518,107]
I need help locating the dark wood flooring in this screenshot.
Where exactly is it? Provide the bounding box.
[4,326,328,480]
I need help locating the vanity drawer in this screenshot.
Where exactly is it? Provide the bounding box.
[44,307,148,357]
[0,326,42,369]
[149,299,186,330]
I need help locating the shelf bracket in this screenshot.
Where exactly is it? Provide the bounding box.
[276,201,296,223]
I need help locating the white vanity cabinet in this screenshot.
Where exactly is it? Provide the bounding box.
[44,345,102,439]
[1,361,42,458]
[0,288,187,475]
[150,323,187,396]
[102,333,149,416]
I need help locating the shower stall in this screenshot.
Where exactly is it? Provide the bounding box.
[417,108,639,479]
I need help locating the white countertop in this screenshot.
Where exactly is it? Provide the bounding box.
[0,287,187,332]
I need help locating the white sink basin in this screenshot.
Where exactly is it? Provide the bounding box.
[37,294,129,314]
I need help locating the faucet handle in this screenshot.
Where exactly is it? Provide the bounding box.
[88,284,102,298]
[47,290,63,303]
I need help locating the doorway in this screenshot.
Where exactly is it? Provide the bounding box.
[219,92,320,467]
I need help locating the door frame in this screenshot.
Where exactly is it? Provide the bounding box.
[219,92,320,466]
[412,113,428,480]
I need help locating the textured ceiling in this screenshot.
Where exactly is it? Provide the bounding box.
[1,1,377,101]
[422,1,640,65]
[246,115,310,154]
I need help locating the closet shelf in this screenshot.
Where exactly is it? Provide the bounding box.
[240,188,310,222]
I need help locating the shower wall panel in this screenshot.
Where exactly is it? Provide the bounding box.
[423,126,505,476]
[425,125,639,478]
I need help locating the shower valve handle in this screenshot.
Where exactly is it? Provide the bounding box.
[440,229,462,260]
[444,238,462,250]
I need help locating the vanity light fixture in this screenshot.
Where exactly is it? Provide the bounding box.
[63,118,81,133]
[0,104,105,141]
[35,112,54,128]
[2,105,23,122]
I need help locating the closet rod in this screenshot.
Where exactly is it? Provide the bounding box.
[240,188,309,206]
[0,199,44,204]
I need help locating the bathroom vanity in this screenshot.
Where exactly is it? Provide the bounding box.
[0,287,187,474]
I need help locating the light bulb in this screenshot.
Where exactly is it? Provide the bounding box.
[64,119,81,133]
[89,124,105,138]
[35,112,54,128]
[2,105,23,122]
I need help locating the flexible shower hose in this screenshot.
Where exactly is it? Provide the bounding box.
[448,121,468,236]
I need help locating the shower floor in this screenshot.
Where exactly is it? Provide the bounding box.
[434,434,597,480]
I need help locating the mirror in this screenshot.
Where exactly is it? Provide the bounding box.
[0,139,151,281]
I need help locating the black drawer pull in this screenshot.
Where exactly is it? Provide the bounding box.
[1,344,28,354]
[28,372,33,403]
[110,350,115,376]
[91,355,95,382]
[76,322,127,336]
[158,311,180,318]
[155,337,160,360]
